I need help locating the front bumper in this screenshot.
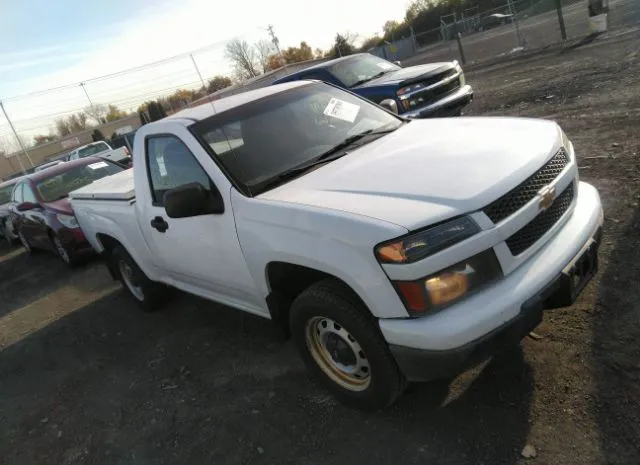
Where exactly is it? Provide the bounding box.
[380,182,604,381]
[402,84,474,118]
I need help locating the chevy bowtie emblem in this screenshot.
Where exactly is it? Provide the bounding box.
[539,185,556,211]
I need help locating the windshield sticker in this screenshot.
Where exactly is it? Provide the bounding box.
[323,98,360,123]
[87,161,109,170]
[377,62,394,69]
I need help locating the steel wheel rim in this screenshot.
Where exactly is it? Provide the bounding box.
[305,316,371,391]
[19,231,30,251]
[118,259,144,301]
[53,237,70,264]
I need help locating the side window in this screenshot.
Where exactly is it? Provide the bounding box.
[23,185,37,203]
[146,135,212,206]
[13,184,24,203]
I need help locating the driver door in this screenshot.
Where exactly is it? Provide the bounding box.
[141,132,264,314]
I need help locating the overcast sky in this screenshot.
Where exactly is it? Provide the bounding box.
[0,0,406,147]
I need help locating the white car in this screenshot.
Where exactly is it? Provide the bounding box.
[70,81,603,409]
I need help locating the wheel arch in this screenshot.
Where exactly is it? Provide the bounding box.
[264,261,369,338]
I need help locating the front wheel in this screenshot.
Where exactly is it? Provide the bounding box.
[18,229,36,254]
[52,234,75,266]
[111,245,168,312]
[290,279,406,410]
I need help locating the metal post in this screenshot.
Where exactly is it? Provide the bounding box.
[507,0,525,48]
[190,54,207,90]
[555,0,567,40]
[0,100,31,172]
[80,82,100,124]
[456,33,467,65]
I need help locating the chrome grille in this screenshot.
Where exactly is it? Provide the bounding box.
[483,148,570,224]
[506,183,575,256]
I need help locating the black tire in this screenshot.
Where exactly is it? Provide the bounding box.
[111,245,168,312]
[18,229,37,255]
[290,279,406,410]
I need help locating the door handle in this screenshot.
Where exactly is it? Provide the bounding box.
[150,216,169,233]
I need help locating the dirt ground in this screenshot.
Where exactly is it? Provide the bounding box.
[2,29,640,465]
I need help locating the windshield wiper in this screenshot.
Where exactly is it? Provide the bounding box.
[351,71,388,87]
[254,126,401,193]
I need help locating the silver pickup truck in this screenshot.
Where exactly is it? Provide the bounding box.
[67,141,132,166]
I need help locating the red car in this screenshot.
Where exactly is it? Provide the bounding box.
[9,157,126,265]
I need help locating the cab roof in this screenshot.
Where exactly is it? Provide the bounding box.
[166,81,310,122]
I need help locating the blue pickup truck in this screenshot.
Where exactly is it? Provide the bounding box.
[273,53,473,117]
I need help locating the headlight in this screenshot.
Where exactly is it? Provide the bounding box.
[56,214,79,229]
[394,249,502,315]
[397,83,424,96]
[376,217,480,264]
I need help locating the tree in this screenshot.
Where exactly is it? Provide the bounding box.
[255,39,276,73]
[91,129,105,142]
[55,118,71,137]
[84,104,108,125]
[265,41,316,71]
[225,38,260,80]
[329,33,356,58]
[359,35,383,52]
[105,104,128,122]
[54,113,88,137]
[146,101,166,122]
[33,134,57,146]
[383,20,402,38]
[207,75,233,94]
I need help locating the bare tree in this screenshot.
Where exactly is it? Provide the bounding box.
[255,39,276,73]
[225,38,261,81]
[84,104,108,125]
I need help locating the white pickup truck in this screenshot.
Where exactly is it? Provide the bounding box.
[67,141,132,166]
[70,81,603,409]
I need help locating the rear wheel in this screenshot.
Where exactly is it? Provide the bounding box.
[290,279,406,410]
[111,245,168,312]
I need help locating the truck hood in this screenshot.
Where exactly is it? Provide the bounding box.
[353,62,453,88]
[259,117,563,231]
[0,203,10,218]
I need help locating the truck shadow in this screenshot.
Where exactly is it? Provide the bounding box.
[0,283,533,465]
[592,205,640,463]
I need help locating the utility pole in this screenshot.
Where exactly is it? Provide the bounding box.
[79,82,100,124]
[190,54,208,90]
[507,0,525,48]
[554,0,567,40]
[0,100,32,172]
[267,24,285,62]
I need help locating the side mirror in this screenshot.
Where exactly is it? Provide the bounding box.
[393,60,402,67]
[379,99,399,114]
[164,182,224,219]
[17,202,39,212]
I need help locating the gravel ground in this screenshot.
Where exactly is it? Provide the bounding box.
[1,29,640,465]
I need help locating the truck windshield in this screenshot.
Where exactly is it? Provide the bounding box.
[328,55,401,88]
[0,184,14,205]
[36,160,124,202]
[77,142,110,158]
[192,82,402,195]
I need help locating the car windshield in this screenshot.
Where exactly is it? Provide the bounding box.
[0,184,14,205]
[35,160,124,202]
[77,142,110,158]
[192,82,403,195]
[328,55,401,88]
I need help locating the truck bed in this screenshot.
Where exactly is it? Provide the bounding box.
[70,168,135,201]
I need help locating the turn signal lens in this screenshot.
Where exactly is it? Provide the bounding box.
[425,272,469,306]
[396,281,426,312]
[377,242,407,263]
